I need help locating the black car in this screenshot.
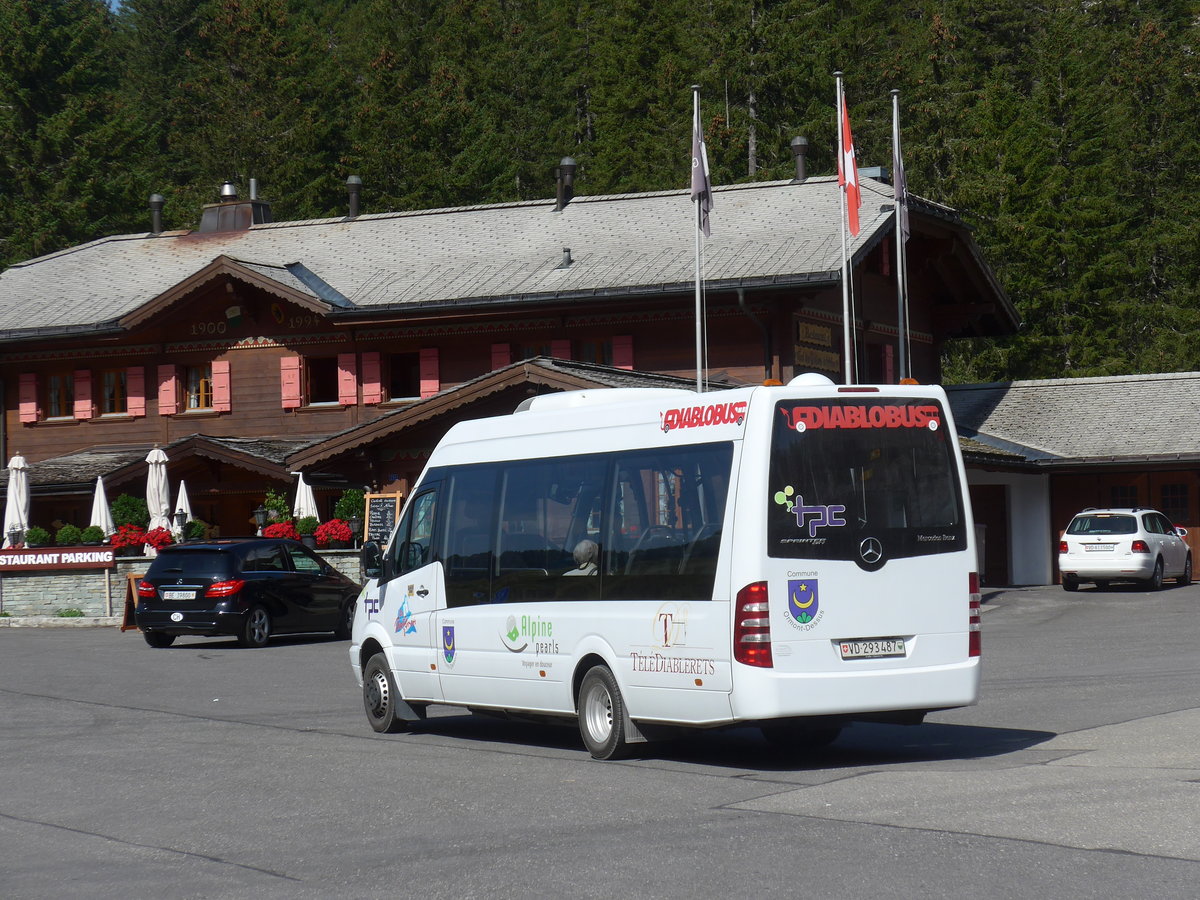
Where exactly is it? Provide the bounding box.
[135,538,360,648]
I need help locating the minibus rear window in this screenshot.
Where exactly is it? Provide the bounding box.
[767,397,966,561]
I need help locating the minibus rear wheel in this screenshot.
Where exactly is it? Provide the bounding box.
[578,665,631,760]
[363,653,409,734]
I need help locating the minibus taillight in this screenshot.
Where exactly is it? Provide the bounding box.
[734,582,773,668]
[1131,540,1150,554]
[205,579,246,598]
[968,572,982,658]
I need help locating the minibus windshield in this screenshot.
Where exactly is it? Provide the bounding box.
[767,397,966,562]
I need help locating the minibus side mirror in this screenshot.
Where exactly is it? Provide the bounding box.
[360,541,384,579]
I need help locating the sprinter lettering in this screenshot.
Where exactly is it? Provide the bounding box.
[780,404,941,431]
[661,400,747,432]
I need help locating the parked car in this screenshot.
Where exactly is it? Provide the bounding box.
[135,538,360,648]
[1058,508,1191,591]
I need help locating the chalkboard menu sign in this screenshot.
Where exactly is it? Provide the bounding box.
[364,492,403,545]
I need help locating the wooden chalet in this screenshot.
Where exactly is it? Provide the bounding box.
[0,171,1017,535]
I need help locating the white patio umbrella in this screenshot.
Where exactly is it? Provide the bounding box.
[2,453,30,548]
[172,480,194,538]
[89,476,115,538]
[292,471,319,520]
[145,447,171,532]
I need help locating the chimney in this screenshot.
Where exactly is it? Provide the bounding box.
[346,175,362,218]
[198,181,273,233]
[149,193,165,235]
[790,136,808,182]
[554,157,577,212]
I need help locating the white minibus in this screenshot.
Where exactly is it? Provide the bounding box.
[350,374,982,759]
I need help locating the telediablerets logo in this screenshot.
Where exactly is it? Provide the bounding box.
[661,400,747,432]
[780,404,941,431]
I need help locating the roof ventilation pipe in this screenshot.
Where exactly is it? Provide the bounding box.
[249,178,259,200]
[347,175,362,218]
[554,157,577,212]
[149,193,165,235]
[220,181,238,201]
[790,136,808,182]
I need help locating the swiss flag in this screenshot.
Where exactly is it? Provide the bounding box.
[838,94,862,236]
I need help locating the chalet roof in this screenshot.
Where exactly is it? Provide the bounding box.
[946,372,1200,465]
[0,177,1016,339]
[0,435,313,493]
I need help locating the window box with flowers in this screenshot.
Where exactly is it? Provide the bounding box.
[143,527,175,553]
[315,518,352,549]
[262,521,300,541]
[111,524,148,556]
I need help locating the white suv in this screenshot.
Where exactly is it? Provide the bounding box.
[1059,508,1191,591]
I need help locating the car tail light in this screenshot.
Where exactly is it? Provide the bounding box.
[1131,540,1150,554]
[137,579,156,599]
[733,582,773,668]
[205,579,246,597]
[1058,540,1068,553]
[968,572,982,658]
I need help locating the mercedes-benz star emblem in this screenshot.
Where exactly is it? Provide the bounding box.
[859,537,883,564]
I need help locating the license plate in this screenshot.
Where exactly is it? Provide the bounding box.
[838,638,906,660]
[1083,544,1113,552]
[162,590,195,600]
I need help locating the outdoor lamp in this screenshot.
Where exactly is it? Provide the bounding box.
[8,526,22,548]
[253,504,269,533]
[174,509,187,531]
[349,514,362,546]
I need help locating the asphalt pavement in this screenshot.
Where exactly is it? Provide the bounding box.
[1,583,1197,898]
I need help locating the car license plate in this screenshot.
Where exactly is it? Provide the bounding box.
[1083,544,1113,552]
[162,590,195,600]
[838,638,906,660]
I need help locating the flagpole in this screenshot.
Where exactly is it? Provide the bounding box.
[836,72,852,385]
[692,85,704,393]
[892,89,910,382]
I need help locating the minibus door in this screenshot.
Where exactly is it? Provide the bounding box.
[379,488,444,703]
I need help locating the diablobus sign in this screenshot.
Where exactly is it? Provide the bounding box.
[0,547,116,572]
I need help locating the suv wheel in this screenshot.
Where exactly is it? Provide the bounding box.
[238,606,272,648]
[143,631,175,648]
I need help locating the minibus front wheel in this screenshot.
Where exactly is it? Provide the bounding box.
[577,665,631,760]
[363,653,411,734]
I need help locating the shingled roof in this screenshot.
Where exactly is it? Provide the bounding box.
[946,372,1200,465]
[0,176,1016,340]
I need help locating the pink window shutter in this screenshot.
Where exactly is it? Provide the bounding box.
[280,357,302,409]
[491,343,511,370]
[550,339,571,360]
[157,365,178,415]
[73,370,94,419]
[18,374,38,423]
[612,335,634,370]
[127,368,146,417]
[361,352,382,404]
[337,353,358,406]
[212,360,231,412]
[419,348,439,398]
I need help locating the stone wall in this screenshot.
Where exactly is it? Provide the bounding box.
[0,549,363,618]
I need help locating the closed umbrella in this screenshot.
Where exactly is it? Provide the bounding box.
[3,453,30,548]
[292,471,319,520]
[89,476,115,538]
[173,480,194,538]
[145,447,171,532]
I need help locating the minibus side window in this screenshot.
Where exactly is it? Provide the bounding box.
[443,464,500,608]
[603,443,732,602]
[491,456,607,604]
[388,488,439,578]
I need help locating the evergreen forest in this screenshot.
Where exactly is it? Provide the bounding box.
[1,0,1197,383]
